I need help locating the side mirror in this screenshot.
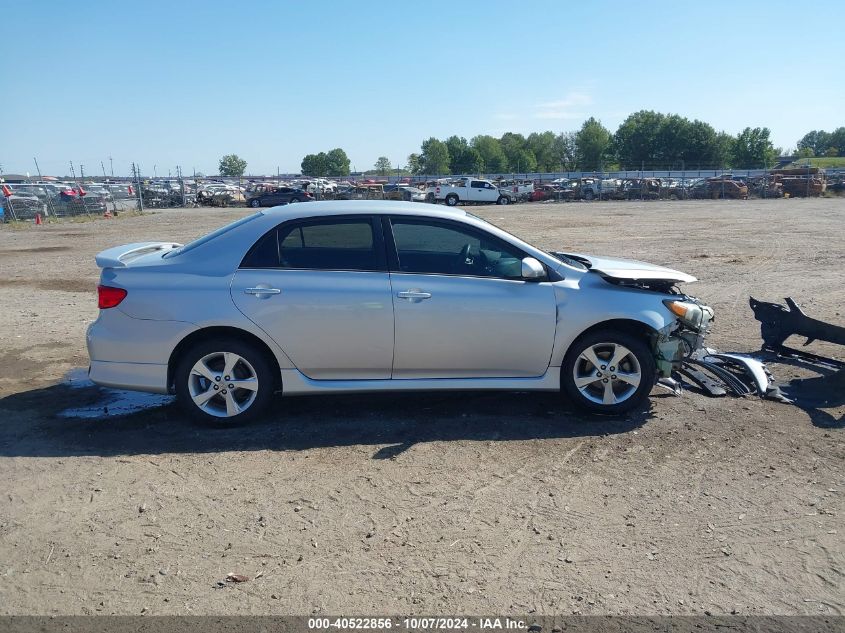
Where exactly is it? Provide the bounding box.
[521,257,545,280]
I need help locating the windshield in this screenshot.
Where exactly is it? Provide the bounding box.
[163,212,262,258]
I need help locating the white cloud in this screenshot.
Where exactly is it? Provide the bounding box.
[534,92,593,119]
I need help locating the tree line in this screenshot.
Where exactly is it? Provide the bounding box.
[408,113,792,176]
[217,115,844,178]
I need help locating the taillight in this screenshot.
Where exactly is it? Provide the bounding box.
[98,285,127,309]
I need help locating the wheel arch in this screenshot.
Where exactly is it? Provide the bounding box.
[554,317,661,369]
[167,326,282,393]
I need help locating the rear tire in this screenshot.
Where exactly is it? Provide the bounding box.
[174,338,276,425]
[250,199,261,208]
[584,190,594,201]
[445,194,459,206]
[561,329,655,415]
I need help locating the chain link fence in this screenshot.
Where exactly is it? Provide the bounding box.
[2,162,842,223]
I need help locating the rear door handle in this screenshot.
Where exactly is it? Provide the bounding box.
[244,287,281,295]
[397,290,432,300]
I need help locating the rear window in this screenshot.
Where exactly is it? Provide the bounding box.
[240,218,381,271]
[164,213,261,258]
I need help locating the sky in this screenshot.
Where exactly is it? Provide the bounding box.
[1,0,843,177]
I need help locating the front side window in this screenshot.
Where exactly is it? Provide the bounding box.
[390,219,526,279]
[241,218,380,271]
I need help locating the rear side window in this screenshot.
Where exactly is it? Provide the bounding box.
[241,218,382,271]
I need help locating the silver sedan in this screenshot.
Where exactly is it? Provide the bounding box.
[87,201,713,423]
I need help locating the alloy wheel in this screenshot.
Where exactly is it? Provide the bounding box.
[572,342,641,405]
[188,351,259,418]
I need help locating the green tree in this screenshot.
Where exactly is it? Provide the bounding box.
[445,136,483,174]
[470,135,508,173]
[612,110,664,167]
[552,132,578,171]
[829,127,845,156]
[509,147,537,173]
[420,137,451,175]
[732,127,776,168]
[796,147,814,159]
[218,154,247,177]
[499,132,527,170]
[797,130,832,156]
[374,156,392,175]
[301,152,328,176]
[576,117,611,171]
[325,148,351,176]
[526,131,557,172]
[407,153,422,175]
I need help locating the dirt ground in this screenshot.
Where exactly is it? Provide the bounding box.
[0,198,842,616]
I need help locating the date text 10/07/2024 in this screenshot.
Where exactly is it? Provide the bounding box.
[308,618,529,630]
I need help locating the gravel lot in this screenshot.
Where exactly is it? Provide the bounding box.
[0,198,842,616]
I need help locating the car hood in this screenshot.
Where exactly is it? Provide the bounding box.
[557,252,697,283]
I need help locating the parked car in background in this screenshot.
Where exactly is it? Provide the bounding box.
[433,177,510,206]
[87,200,713,423]
[496,179,535,202]
[336,184,385,200]
[384,184,426,202]
[3,188,46,219]
[688,177,748,200]
[247,187,313,208]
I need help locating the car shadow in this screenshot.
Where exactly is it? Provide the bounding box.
[0,380,654,459]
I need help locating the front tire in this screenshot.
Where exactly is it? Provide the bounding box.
[249,199,261,208]
[175,338,276,425]
[584,190,595,201]
[497,195,510,205]
[561,329,655,414]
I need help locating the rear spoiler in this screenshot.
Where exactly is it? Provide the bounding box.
[95,242,182,268]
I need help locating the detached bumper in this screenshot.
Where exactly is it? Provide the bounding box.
[88,360,169,394]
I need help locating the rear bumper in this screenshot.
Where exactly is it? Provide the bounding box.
[88,360,169,394]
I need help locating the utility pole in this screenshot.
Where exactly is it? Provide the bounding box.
[109,156,114,177]
[132,163,144,213]
[101,161,107,179]
[33,157,57,217]
[177,165,185,207]
[69,161,90,216]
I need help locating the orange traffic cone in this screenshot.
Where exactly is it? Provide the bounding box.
[35,213,42,226]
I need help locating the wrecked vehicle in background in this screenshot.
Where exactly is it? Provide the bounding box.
[770,167,826,197]
[621,178,661,200]
[688,176,748,200]
[659,179,690,200]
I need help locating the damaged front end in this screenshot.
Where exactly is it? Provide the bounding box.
[654,297,715,377]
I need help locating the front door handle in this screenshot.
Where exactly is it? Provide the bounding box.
[397,290,432,301]
[244,287,281,295]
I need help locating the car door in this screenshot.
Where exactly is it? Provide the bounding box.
[385,216,557,379]
[231,215,394,380]
[470,180,494,203]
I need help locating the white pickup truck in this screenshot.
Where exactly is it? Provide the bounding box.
[432,177,511,206]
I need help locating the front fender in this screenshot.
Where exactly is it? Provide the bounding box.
[548,276,677,367]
